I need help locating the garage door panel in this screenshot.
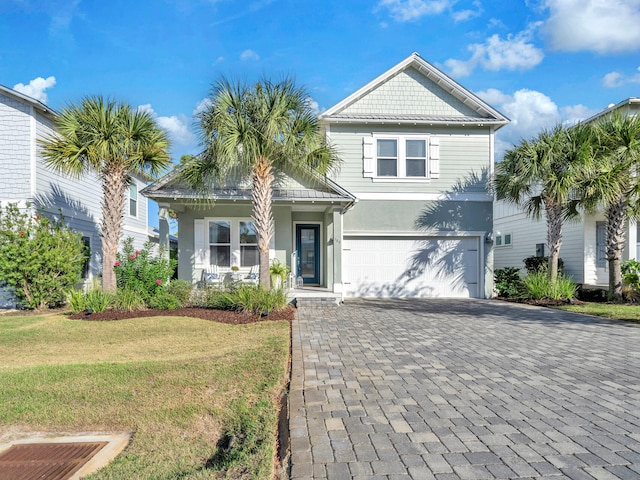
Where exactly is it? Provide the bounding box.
[343,236,480,298]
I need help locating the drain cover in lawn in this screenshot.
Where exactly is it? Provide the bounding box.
[0,441,108,480]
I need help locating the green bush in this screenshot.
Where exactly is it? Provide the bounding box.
[67,288,86,313]
[231,285,288,314]
[114,237,176,301]
[0,203,85,309]
[494,267,522,297]
[148,291,180,310]
[523,256,564,274]
[83,285,114,313]
[113,288,147,312]
[522,271,576,300]
[166,280,193,307]
[621,259,640,289]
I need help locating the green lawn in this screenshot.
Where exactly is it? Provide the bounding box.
[0,312,290,479]
[556,302,640,322]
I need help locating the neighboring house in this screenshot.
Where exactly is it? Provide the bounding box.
[493,97,640,286]
[144,53,509,298]
[0,85,152,307]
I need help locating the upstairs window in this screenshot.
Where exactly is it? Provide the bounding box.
[364,135,438,180]
[129,183,138,217]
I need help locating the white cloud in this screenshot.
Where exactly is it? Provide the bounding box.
[13,76,56,103]
[452,0,482,22]
[476,88,597,161]
[375,0,453,21]
[444,26,544,77]
[193,98,213,116]
[602,67,640,87]
[240,49,259,61]
[542,0,640,53]
[305,97,321,116]
[138,104,195,146]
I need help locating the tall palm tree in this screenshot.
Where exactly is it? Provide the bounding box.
[181,77,339,289]
[40,96,171,292]
[494,124,591,281]
[580,113,640,300]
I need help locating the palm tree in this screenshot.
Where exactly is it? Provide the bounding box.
[40,96,171,292]
[494,124,591,281]
[580,113,640,300]
[181,77,339,289]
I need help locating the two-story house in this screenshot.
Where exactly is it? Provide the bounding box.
[0,84,152,306]
[493,97,640,286]
[144,53,508,298]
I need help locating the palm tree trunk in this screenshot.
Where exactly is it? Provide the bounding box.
[252,156,274,290]
[546,202,563,282]
[606,197,627,301]
[100,166,127,293]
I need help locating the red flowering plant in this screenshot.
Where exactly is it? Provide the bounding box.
[114,237,176,302]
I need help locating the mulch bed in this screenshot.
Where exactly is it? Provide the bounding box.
[496,297,585,307]
[67,305,296,324]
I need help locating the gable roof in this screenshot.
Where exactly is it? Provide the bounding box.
[0,84,58,119]
[141,164,356,204]
[320,53,509,129]
[582,97,640,124]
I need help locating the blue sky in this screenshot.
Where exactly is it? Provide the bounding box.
[2,0,640,225]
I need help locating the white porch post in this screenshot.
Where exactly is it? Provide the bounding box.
[158,203,170,260]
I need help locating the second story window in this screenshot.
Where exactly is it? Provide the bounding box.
[129,183,138,217]
[364,134,438,180]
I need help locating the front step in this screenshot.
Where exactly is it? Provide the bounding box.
[293,297,341,308]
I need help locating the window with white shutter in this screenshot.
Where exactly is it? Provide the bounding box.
[363,134,437,180]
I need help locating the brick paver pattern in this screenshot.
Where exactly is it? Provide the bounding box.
[289,299,640,479]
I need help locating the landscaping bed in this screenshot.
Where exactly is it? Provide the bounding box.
[68,305,295,323]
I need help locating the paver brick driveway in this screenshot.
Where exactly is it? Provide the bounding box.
[289,299,640,479]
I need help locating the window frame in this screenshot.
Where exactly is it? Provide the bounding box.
[495,233,512,248]
[206,218,260,270]
[372,134,431,181]
[128,182,138,218]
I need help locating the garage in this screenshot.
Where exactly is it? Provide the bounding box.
[342,236,481,298]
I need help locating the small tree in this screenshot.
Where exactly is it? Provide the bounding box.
[0,203,85,309]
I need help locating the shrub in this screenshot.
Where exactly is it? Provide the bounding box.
[522,271,576,300]
[231,285,288,314]
[621,259,640,289]
[166,280,193,307]
[83,284,114,313]
[113,288,147,312]
[67,288,86,313]
[269,260,289,290]
[523,256,564,274]
[494,267,522,297]
[114,238,176,301]
[0,203,86,309]
[148,291,180,310]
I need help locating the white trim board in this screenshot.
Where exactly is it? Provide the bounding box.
[354,192,493,201]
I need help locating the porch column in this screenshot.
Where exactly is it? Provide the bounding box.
[332,207,343,293]
[158,203,170,260]
[629,219,638,260]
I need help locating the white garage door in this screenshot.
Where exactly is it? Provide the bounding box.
[343,236,480,298]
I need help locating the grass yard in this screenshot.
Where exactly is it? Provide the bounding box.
[0,312,290,479]
[556,302,640,322]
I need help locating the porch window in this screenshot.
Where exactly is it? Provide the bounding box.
[239,221,259,267]
[209,221,231,267]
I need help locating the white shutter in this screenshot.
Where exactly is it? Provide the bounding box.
[429,137,440,179]
[194,219,206,268]
[363,136,375,177]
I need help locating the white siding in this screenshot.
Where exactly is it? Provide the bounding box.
[0,92,31,199]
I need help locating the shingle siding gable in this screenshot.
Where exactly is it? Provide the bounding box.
[0,92,31,199]
[341,67,478,118]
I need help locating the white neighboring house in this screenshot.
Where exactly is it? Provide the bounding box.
[0,84,152,307]
[493,97,640,286]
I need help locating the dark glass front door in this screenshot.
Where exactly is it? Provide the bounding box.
[296,224,320,285]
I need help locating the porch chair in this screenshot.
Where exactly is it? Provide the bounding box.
[202,264,222,288]
[243,265,259,285]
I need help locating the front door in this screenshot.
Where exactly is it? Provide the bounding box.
[296,224,320,285]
